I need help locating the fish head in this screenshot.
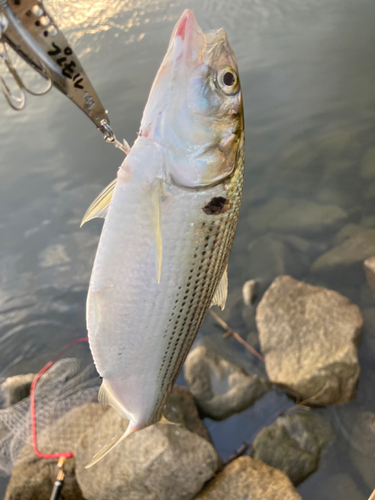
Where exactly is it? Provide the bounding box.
[139,9,244,188]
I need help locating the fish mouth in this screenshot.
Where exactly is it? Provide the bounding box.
[167,9,205,65]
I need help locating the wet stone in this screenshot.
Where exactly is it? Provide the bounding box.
[194,456,301,500]
[349,411,375,491]
[247,234,294,282]
[163,386,211,442]
[251,413,333,485]
[5,456,84,500]
[242,279,259,307]
[248,196,346,234]
[0,373,35,407]
[4,403,107,500]
[184,346,270,420]
[256,276,363,405]
[364,256,375,300]
[76,404,220,500]
[360,147,375,179]
[312,473,367,500]
[312,226,375,271]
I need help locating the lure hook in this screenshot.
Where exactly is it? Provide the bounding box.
[0,41,53,110]
[0,13,52,111]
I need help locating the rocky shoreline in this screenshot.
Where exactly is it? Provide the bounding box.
[3,260,375,499]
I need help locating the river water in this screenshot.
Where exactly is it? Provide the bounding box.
[0,0,375,497]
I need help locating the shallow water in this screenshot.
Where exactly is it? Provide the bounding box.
[1,0,375,497]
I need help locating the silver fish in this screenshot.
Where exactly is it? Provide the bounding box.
[83,9,244,467]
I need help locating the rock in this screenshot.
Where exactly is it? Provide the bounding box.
[247,234,294,281]
[184,346,270,420]
[248,196,346,234]
[1,373,35,407]
[251,413,332,485]
[312,473,366,500]
[164,386,211,442]
[312,226,375,271]
[76,407,220,500]
[360,147,375,179]
[361,215,375,228]
[194,456,301,500]
[242,280,259,307]
[364,181,375,200]
[256,276,363,404]
[266,201,346,232]
[5,456,84,500]
[349,412,375,491]
[5,403,109,500]
[364,256,375,299]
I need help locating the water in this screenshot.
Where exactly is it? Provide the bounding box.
[1,0,375,497]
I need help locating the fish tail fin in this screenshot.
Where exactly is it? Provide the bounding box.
[85,422,137,469]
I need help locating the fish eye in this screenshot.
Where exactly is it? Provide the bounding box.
[217,66,239,96]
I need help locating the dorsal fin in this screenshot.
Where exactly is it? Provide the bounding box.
[210,267,228,310]
[80,178,117,227]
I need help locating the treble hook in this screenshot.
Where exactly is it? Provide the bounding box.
[0,13,52,110]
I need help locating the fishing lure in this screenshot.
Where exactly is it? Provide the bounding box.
[0,0,127,151]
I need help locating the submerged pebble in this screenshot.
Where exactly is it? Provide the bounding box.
[364,256,375,300]
[184,346,270,420]
[312,226,375,271]
[251,413,333,485]
[256,275,363,405]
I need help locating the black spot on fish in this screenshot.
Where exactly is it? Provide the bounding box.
[203,197,227,215]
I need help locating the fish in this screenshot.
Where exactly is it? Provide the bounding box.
[83,8,244,467]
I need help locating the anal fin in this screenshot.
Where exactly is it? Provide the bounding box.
[85,423,137,468]
[210,266,228,310]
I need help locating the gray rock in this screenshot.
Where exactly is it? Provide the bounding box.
[251,413,332,485]
[184,346,270,420]
[242,279,259,307]
[5,403,107,500]
[163,386,211,442]
[312,473,367,500]
[361,215,375,228]
[267,200,346,232]
[360,147,375,179]
[16,403,110,464]
[1,373,35,407]
[364,256,375,300]
[75,407,220,500]
[312,226,375,271]
[247,193,346,234]
[247,234,294,281]
[194,456,302,500]
[5,456,84,500]
[256,276,363,405]
[349,412,375,491]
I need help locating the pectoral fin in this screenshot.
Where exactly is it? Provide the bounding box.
[210,267,228,310]
[150,179,163,283]
[81,178,117,227]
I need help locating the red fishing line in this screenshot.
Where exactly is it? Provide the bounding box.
[30,337,89,459]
